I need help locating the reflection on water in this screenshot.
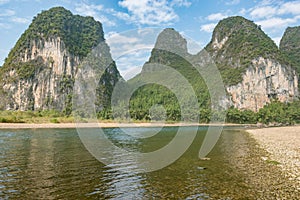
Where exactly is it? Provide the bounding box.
[0,127,295,199]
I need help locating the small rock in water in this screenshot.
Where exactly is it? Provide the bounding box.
[197,166,207,170]
[261,156,268,161]
[200,157,211,161]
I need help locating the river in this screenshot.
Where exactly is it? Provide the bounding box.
[0,127,298,199]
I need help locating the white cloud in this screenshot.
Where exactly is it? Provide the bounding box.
[206,13,228,21]
[258,0,277,6]
[106,29,160,57]
[106,32,140,45]
[106,32,150,64]
[0,9,15,17]
[256,17,297,29]
[107,8,133,23]
[75,3,116,26]
[238,8,247,15]
[137,28,155,36]
[250,6,277,19]
[11,17,30,24]
[0,0,9,5]
[75,3,103,15]
[122,66,143,80]
[226,0,240,5]
[200,23,216,33]
[170,0,191,7]
[0,22,11,29]
[114,50,151,80]
[106,29,162,79]
[278,1,300,15]
[117,0,189,25]
[249,1,300,19]
[186,38,203,54]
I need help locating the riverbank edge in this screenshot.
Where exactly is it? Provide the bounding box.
[0,122,253,129]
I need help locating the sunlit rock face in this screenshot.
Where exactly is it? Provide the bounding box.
[205,16,299,111]
[0,7,121,112]
[2,37,80,111]
[227,57,298,111]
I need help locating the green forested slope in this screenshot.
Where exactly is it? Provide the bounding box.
[280,26,300,82]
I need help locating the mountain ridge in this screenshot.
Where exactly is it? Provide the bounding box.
[129,16,298,115]
[0,7,299,120]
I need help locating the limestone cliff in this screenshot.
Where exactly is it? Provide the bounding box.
[131,24,299,113]
[1,37,80,111]
[0,7,121,113]
[206,16,299,111]
[227,57,298,111]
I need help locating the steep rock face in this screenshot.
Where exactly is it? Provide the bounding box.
[21,37,80,75]
[227,57,298,111]
[206,16,299,111]
[0,7,121,113]
[2,37,79,111]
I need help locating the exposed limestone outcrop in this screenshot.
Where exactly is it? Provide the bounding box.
[227,57,298,111]
[205,16,299,111]
[2,37,79,111]
[0,7,121,113]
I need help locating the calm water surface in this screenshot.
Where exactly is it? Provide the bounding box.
[0,126,282,199]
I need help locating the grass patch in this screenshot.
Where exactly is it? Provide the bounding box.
[266,159,281,165]
[50,118,60,123]
[0,110,74,123]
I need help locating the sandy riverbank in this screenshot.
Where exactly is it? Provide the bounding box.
[247,126,300,185]
[0,122,248,129]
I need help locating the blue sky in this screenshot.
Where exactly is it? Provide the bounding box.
[1,0,300,79]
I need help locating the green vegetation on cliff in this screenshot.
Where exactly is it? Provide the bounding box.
[4,6,103,67]
[280,26,300,80]
[206,16,288,86]
[123,29,211,122]
[0,6,120,114]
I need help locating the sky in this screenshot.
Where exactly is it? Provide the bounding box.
[1,0,300,79]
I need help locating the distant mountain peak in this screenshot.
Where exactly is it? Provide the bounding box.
[4,6,104,67]
[206,15,281,71]
[154,28,188,56]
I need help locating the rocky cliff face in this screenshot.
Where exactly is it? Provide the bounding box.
[133,24,299,112]
[227,57,298,111]
[206,16,299,111]
[2,37,80,111]
[0,7,121,113]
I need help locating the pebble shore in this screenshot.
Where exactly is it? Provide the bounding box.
[247,126,300,190]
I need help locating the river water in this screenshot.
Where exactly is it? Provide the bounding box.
[0,127,298,199]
